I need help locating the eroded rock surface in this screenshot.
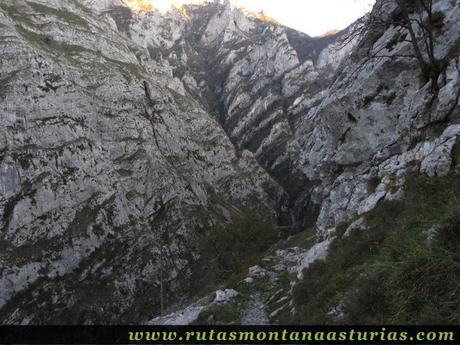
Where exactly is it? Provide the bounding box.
[1,0,459,324]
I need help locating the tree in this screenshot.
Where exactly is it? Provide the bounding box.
[338,0,445,91]
[392,0,444,90]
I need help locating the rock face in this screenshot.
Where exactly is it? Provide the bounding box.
[0,0,279,324]
[1,0,459,325]
[122,1,355,228]
[292,0,460,237]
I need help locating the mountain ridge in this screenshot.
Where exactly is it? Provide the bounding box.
[107,0,358,228]
[0,0,459,324]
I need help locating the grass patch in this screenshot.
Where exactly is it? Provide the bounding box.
[68,0,93,15]
[195,297,244,325]
[292,172,460,324]
[273,226,317,251]
[15,25,92,56]
[189,212,279,297]
[167,87,196,111]
[26,2,90,29]
[104,56,144,80]
[14,25,144,80]
[0,4,35,26]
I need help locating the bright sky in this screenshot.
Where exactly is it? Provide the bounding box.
[230,0,375,36]
[126,0,375,36]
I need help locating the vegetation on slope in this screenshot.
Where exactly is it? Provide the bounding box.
[292,170,460,324]
[189,212,279,295]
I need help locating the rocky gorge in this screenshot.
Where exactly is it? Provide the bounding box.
[0,0,459,324]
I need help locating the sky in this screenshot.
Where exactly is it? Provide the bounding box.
[126,0,375,37]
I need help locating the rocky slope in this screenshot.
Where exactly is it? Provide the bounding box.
[96,0,356,228]
[149,0,460,325]
[292,0,460,237]
[1,0,460,325]
[0,0,280,324]
[97,0,460,247]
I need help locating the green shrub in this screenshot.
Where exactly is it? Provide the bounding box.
[26,2,90,28]
[189,212,279,294]
[447,38,460,61]
[367,175,382,194]
[385,32,407,52]
[429,11,446,31]
[335,219,353,238]
[418,59,448,87]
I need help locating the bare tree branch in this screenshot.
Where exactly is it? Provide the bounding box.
[337,0,443,91]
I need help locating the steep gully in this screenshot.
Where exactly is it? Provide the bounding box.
[106,1,351,232]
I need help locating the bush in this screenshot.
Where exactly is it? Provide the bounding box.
[385,32,407,52]
[367,175,382,194]
[429,11,445,31]
[334,219,353,238]
[189,212,279,293]
[418,59,448,87]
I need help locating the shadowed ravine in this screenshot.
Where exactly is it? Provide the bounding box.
[0,0,460,324]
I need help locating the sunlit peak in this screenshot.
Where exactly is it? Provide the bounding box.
[125,0,208,14]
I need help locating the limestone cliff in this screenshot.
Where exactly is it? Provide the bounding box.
[1,0,459,324]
